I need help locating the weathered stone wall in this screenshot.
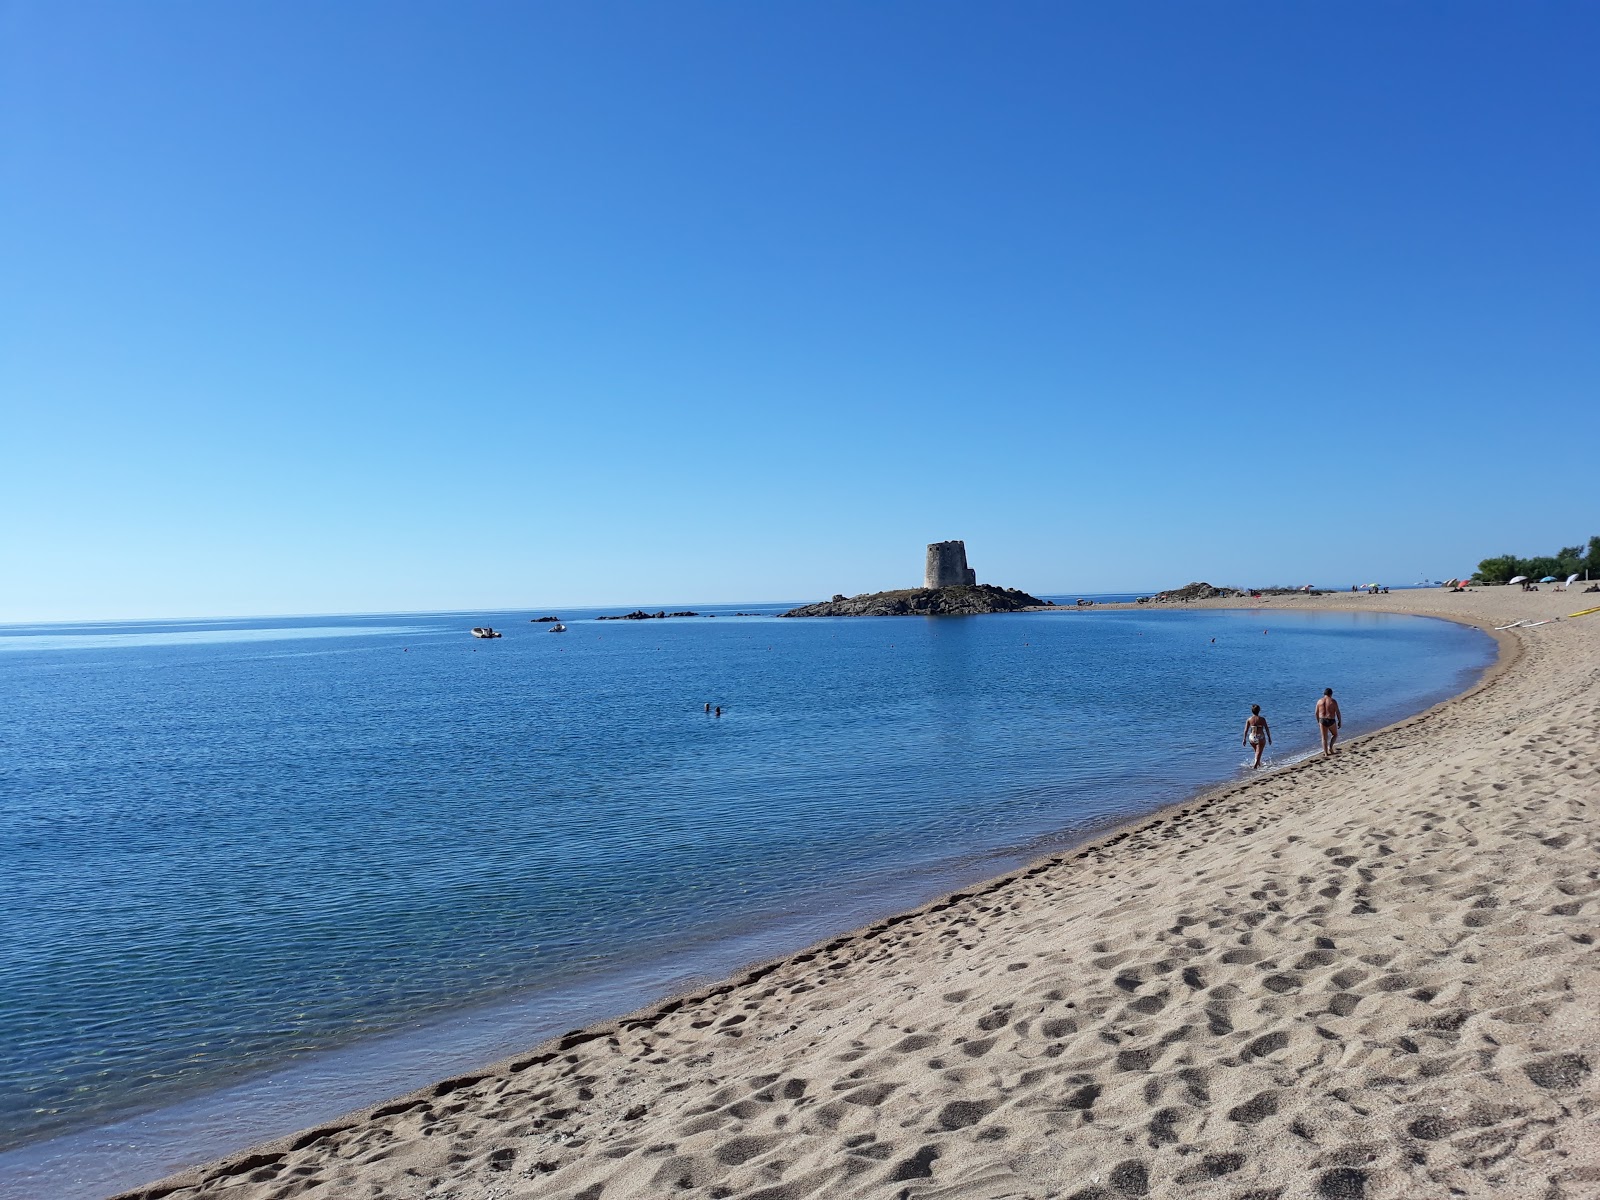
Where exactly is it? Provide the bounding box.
[925,540,973,589]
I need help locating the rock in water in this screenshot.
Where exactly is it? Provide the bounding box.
[779,585,1047,617]
[1149,582,1245,602]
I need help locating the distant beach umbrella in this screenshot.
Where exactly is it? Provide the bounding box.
[1568,574,1581,585]
[1540,576,1558,583]
[1509,575,1528,584]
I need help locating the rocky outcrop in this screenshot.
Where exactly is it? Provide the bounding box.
[780,585,1047,617]
[1145,582,1245,603]
[1139,582,1330,603]
[595,610,700,621]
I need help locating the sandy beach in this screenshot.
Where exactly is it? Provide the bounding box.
[115,587,1598,1200]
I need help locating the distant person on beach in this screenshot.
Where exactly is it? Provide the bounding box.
[1242,704,1272,768]
[1316,688,1342,756]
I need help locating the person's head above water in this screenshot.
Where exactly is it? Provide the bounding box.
[1251,704,1261,715]
[1324,688,1334,696]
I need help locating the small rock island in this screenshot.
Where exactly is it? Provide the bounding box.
[596,610,700,621]
[780,541,1048,617]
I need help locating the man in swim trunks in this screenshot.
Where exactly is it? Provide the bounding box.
[1316,688,1342,756]
[1242,704,1271,769]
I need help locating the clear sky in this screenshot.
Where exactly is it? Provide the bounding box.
[3,2,1596,620]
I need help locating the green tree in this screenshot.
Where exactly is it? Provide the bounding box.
[1478,535,1599,583]
[1476,554,1521,584]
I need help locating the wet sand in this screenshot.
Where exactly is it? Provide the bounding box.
[115,587,1600,1200]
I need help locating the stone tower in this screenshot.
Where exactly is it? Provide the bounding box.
[925,540,977,589]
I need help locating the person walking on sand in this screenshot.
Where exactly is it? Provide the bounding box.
[1316,688,1342,756]
[1243,704,1272,769]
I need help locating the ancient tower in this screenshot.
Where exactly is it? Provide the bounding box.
[925,540,977,589]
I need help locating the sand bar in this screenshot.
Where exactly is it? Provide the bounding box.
[114,587,1599,1200]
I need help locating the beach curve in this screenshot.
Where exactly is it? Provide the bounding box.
[108,587,1599,1200]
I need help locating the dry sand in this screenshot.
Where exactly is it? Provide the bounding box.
[117,587,1599,1200]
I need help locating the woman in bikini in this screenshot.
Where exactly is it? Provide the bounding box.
[1242,704,1271,769]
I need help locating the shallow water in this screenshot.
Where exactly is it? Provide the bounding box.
[0,602,1491,1195]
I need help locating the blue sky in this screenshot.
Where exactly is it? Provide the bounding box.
[4,2,1596,620]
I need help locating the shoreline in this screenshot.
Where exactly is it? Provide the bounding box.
[14,626,1479,1199]
[94,591,1600,1197]
[1,609,1479,1191]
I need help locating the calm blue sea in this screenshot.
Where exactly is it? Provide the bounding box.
[0,601,1492,1197]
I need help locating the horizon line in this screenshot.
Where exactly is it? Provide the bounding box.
[0,589,1178,629]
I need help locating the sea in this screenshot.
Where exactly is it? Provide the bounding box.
[0,598,1494,1198]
